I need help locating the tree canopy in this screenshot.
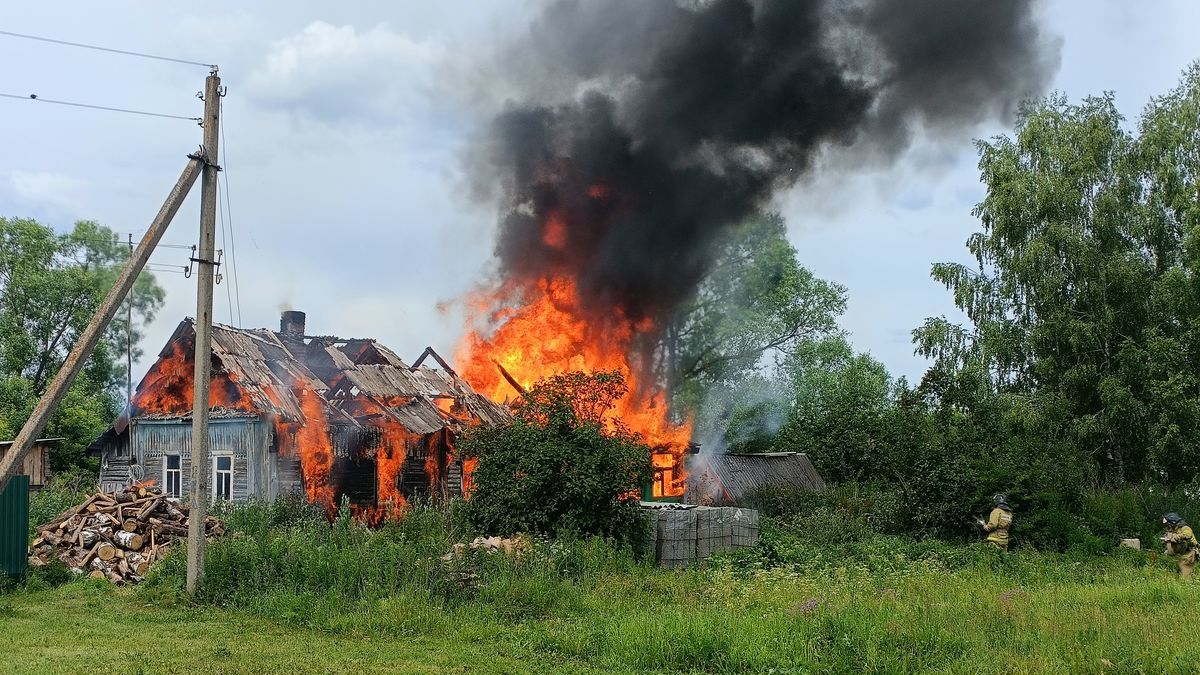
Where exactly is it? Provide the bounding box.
[915,64,1200,485]
[0,217,165,469]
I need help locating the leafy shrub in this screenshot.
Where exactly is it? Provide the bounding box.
[744,483,907,537]
[459,371,652,550]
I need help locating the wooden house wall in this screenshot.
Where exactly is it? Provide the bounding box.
[99,418,469,507]
[0,443,51,490]
[132,418,272,502]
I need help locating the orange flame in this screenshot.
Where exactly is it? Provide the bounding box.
[461,456,479,498]
[133,338,255,416]
[331,395,413,524]
[292,388,336,513]
[457,275,691,497]
[368,412,410,523]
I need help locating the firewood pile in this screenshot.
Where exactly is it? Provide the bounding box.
[27,484,225,584]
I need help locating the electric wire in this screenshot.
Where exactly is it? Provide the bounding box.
[218,170,234,325]
[0,29,215,70]
[214,90,234,324]
[218,95,243,327]
[0,92,200,121]
[67,235,195,250]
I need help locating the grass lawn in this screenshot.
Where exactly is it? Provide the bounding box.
[0,582,601,675]
[5,555,1200,674]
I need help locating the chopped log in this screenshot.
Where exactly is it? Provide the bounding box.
[28,487,224,585]
[97,543,117,562]
[153,523,189,538]
[57,494,100,521]
[115,531,144,551]
[80,543,101,567]
[89,569,105,580]
[136,498,161,522]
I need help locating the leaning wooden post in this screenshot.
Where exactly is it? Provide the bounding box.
[186,69,221,596]
[0,157,204,496]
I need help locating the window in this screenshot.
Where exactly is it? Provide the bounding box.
[164,455,181,498]
[213,455,233,501]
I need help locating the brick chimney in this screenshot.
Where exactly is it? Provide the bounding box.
[280,310,306,338]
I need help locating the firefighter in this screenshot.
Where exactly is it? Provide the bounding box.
[981,493,1014,551]
[1162,512,1197,580]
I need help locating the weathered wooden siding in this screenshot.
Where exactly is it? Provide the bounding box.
[0,441,53,490]
[133,417,271,502]
[101,418,467,507]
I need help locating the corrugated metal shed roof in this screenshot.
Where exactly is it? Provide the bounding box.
[686,452,825,504]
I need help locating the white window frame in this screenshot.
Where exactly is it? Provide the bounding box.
[212,454,234,503]
[163,454,182,498]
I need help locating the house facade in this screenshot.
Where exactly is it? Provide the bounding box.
[91,311,509,510]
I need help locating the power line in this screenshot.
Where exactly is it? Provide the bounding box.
[0,29,216,70]
[218,172,234,324]
[219,95,243,327]
[66,234,195,250]
[0,92,200,122]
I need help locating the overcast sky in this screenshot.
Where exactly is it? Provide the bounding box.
[1,1,1196,386]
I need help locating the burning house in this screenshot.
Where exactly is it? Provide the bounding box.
[91,311,509,519]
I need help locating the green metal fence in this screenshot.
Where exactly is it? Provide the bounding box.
[0,475,29,580]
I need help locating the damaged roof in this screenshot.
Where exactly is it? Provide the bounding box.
[124,318,508,436]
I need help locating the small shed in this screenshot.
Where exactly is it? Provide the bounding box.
[0,438,59,492]
[684,451,824,506]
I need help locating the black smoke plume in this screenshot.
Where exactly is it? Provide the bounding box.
[474,0,1059,324]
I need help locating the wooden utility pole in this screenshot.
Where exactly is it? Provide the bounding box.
[126,233,134,406]
[186,70,221,595]
[0,157,204,495]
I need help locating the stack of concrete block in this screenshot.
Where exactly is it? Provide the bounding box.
[730,507,759,548]
[641,503,759,568]
[695,506,733,559]
[645,505,698,569]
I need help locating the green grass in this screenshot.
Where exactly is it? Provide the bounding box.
[0,582,593,674]
[7,499,1200,673]
[6,550,1200,673]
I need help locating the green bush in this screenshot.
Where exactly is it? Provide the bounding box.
[459,371,652,550]
[744,483,908,536]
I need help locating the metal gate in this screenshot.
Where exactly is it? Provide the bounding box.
[0,475,29,579]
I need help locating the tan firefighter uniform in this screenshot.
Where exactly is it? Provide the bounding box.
[1165,524,1198,580]
[984,506,1014,551]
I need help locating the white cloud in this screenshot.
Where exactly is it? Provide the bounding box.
[3,170,90,220]
[248,21,440,125]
